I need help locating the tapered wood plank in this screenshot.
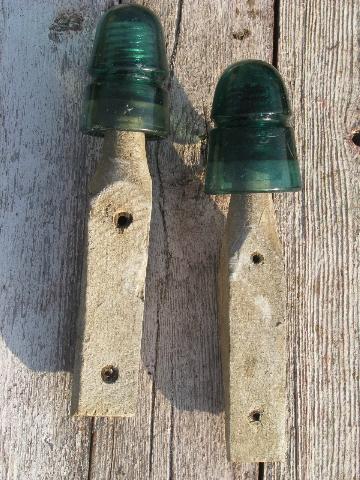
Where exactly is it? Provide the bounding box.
[220,194,287,462]
[73,131,151,417]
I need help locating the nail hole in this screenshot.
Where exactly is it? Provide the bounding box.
[251,252,264,265]
[351,130,360,147]
[249,410,262,423]
[101,365,119,384]
[113,211,133,231]
[232,28,251,41]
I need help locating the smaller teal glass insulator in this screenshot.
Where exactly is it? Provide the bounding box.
[82,5,169,138]
[205,60,302,193]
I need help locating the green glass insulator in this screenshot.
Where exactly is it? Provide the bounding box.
[205,60,302,193]
[82,5,169,138]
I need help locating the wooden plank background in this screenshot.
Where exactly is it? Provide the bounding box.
[0,0,358,479]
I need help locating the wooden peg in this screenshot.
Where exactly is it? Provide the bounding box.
[72,131,151,416]
[219,193,287,462]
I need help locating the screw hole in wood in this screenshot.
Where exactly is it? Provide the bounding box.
[351,130,360,147]
[101,365,119,384]
[249,409,262,423]
[251,252,264,265]
[113,211,133,231]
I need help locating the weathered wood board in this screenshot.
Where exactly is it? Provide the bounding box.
[267,0,360,478]
[72,131,151,417]
[0,2,109,479]
[220,194,287,463]
[0,0,359,479]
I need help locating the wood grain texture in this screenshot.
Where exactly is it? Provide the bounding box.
[220,194,287,462]
[0,1,114,478]
[86,0,275,479]
[267,0,360,478]
[73,131,151,416]
[0,0,275,477]
[4,0,359,478]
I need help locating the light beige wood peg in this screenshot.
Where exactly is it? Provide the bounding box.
[72,131,151,416]
[219,194,287,462]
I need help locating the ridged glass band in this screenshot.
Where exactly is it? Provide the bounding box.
[206,127,300,193]
[205,60,302,193]
[82,5,169,138]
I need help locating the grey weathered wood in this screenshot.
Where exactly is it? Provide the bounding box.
[0,1,112,478]
[0,0,274,476]
[4,0,358,478]
[266,0,360,478]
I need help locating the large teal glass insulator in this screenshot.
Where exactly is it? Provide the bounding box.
[82,4,169,138]
[205,60,302,193]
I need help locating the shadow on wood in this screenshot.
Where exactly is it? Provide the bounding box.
[140,76,227,414]
[0,73,227,417]
[142,139,226,414]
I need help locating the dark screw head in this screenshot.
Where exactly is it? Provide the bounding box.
[101,365,119,384]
